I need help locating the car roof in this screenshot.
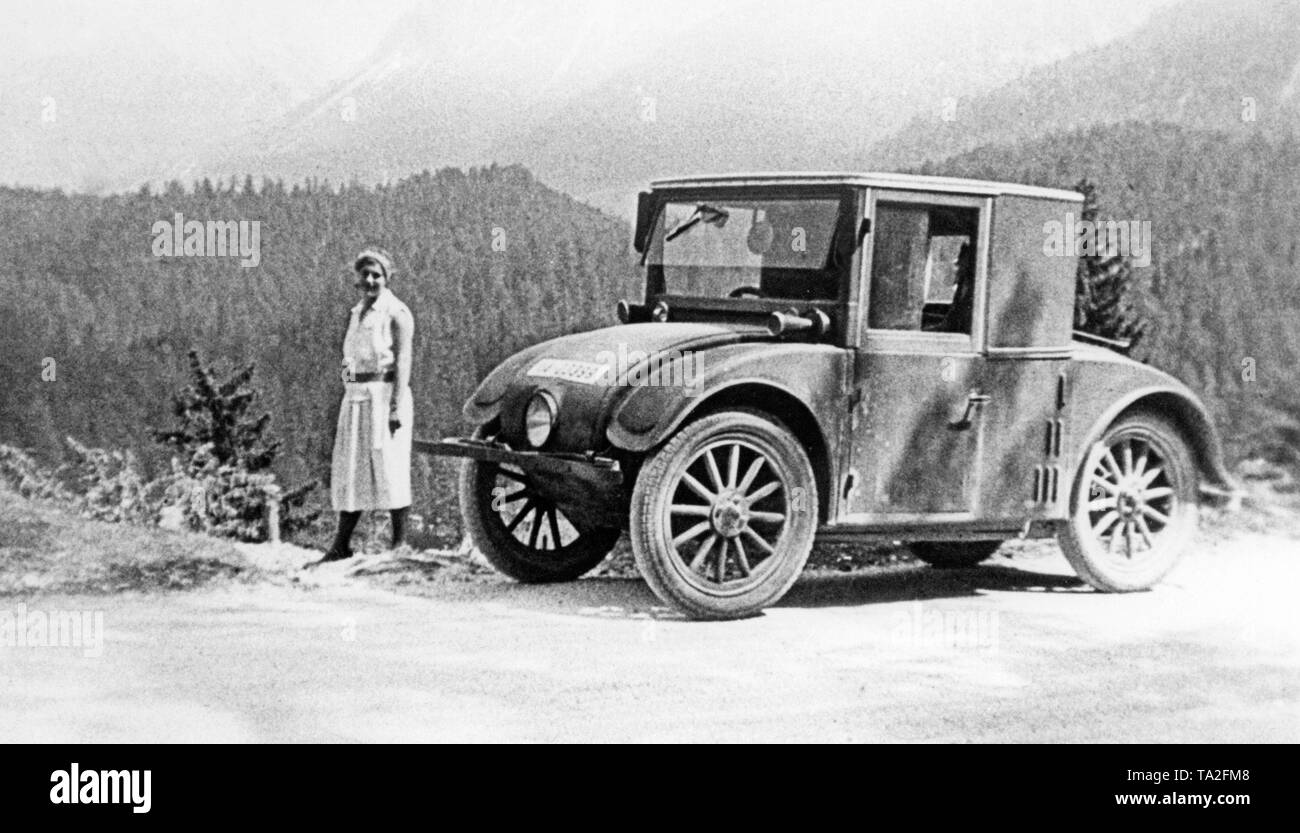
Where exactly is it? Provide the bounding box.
[649,171,1084,202]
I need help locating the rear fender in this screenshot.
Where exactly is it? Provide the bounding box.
[1073,386,1240,507]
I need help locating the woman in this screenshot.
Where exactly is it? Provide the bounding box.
[309,247,415,565]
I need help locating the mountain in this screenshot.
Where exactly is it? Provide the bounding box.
[870,0,1300,168]
[201,0,1170,214]
[196,1,715,193]
[0,12,308,193]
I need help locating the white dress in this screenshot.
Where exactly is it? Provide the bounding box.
[330,288,414,511]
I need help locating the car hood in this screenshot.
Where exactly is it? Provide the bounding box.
[464,322,771,424]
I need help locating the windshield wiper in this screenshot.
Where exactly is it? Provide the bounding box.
[664,203,730,242]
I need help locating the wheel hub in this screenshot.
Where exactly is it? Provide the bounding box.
[1117,489,1141,518]
[710,491,749,538]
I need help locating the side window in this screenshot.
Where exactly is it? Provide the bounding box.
[868,202,979,334]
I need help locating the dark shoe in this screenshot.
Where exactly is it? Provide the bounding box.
[303,545,352,569]
[390,506,410,550]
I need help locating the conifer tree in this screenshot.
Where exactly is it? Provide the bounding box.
[154,349,280,470]
[153,348,317,539]
[1072,178,1147,348]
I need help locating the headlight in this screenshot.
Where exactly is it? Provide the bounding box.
[524,391,557,448]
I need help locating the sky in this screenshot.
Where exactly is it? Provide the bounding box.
[3,0,1179,105]
[0,0,1183,192]
[2,0,721,102]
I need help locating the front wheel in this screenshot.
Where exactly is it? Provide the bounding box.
[1059,412,1198,592]
[459,455,620,583]
[630,410,818,619]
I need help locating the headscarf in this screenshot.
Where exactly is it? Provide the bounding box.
[354,248,395,281]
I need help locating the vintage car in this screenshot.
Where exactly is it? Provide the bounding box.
[418,172,1239,619]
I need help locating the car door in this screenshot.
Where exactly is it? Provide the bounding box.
[842,190,992,521]
[971,193,1079,522]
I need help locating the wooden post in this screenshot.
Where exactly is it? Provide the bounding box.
[266,494,281,544]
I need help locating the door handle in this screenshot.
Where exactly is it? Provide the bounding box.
[949,391,991,430]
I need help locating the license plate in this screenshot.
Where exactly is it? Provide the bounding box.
[526,358,610,385]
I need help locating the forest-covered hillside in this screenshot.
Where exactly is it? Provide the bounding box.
[0,164,637,531]
[873,0,1300,169]
[5,131,1299,540]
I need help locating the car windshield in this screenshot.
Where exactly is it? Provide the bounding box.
[648,197,843,301]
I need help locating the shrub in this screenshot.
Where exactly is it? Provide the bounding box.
[0,439,160,524]
[152,349,319,541]
[0,444,72,502]
[59,437,158,524]
[155,444,282,540]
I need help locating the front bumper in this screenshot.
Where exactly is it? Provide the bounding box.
[414,437,626,525]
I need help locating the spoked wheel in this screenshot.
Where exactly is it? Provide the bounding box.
[459,456,620,583]
[1060,412,1198,592]
[631,410,817,619]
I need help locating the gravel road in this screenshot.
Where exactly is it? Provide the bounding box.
[2,532,1296,742]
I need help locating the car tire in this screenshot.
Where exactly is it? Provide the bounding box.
[910,540,1002,568]
[459,454,621,584]
[1059,411,1198,592]
[630,410,818,619]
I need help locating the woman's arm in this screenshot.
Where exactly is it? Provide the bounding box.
[390,304,414,417]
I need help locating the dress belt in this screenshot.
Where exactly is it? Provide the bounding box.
[347,370,395,383]
[342,373,397,453]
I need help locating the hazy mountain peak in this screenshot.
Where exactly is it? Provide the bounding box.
[2,0,1182,199]
[870,0,1300,168]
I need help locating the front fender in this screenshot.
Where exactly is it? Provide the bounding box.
[461,322,772,429]
[606,342,848,452]
[461,341,552,426]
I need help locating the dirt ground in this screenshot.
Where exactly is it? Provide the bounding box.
[2,519,1296,742]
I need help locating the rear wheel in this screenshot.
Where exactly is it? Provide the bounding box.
[910,540,1002,568]
[630,411,817,620]
[1059,412,1198,592]
[459,455,620,583]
